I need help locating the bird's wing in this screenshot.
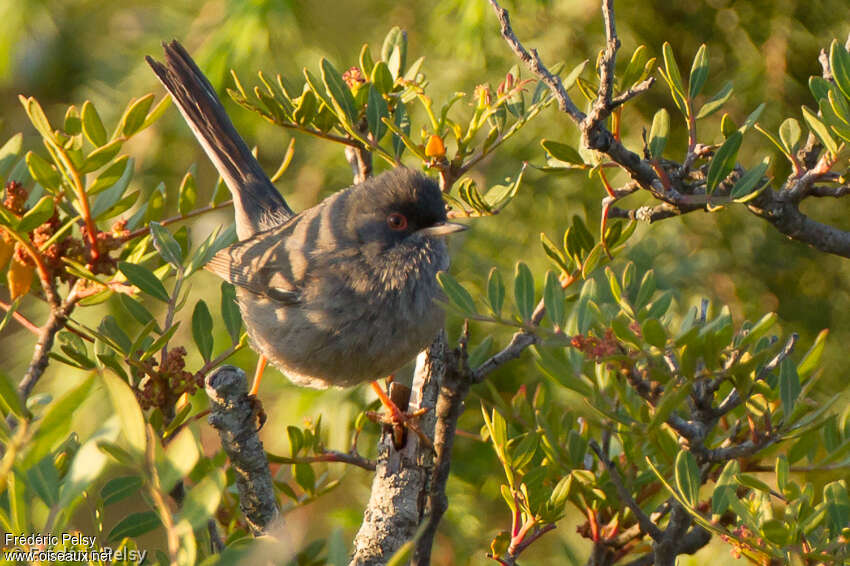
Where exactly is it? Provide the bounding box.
[206,221,303,305]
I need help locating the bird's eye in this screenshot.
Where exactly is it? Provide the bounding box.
[387,212,408,231]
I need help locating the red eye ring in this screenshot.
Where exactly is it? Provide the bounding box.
[387,212,408,231]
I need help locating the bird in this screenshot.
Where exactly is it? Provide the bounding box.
[146,41,466,401]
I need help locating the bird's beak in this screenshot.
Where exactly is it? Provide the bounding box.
[417,221,468,237]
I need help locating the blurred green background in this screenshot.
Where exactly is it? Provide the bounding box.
[3,0,850,563]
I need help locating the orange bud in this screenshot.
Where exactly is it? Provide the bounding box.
[424,135,446,159]
[8,258,34,299]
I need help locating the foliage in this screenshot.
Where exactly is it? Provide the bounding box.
[0,2,849,566]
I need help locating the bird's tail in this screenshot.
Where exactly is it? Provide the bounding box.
[146,40,293,239]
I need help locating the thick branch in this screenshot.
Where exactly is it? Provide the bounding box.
[412,336,466,565]
[17,300,75,401]
[350,334,444,565]
[205,365,280,535]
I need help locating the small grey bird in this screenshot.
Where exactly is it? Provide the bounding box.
[146,41,465,390]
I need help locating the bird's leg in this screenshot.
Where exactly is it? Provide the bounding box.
[246,355,268,431]
[249,355,268,396]
[367,378,432,450]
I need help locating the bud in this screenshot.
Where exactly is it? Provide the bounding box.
[342,66,365,89]
[424,135,446,159]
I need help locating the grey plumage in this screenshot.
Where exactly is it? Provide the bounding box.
[147,41,466,388]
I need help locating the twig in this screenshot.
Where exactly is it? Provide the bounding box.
[123,200,233,241]
[487,0,584,121]
[267,450,376,472]
[589,441,663,542]
[0,298,40,335]
[205,365,280,535]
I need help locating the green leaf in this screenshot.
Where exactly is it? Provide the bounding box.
[436,271,477,314]
[158,426,200,494]
[675,449,700,506]
[88,155,131,195]
[25,151,60,191]
[371,61,394,94]
[541,140,583,164]
[648,108,670,158]
[118,293,155,327]
[101,475,144,506]
[487,267,505,317]
[81,101,107,146]
[221,282,242,345]
[178,171,197,216]
[119,261,170,302]
[320,58,358,127]
[103,372,146,459]
[829,40,850,101]
[294,462,316,494]
[662,42,685,95]
[149,221,183,270]
[801,105,839,155]
[0,133,23,180]
[108,511,161,542]
[59,416,121,507]
[620,45,650,91]
[179,470,225,529]
[82,139,123,173]
[19,95,53,140]
[738,311,777,347]
[641,318,667,348]
[381,27,407,78]
[779,117,802,155]
[119,94,155,137]
[27,455,59,506]
[823,481,850,536]
[543,271,565,330]
[514,262,534,322]
[635,269,656,310]
[797,328,828,379]
[366,85,389,142]
[540,232,571,273]
[706,130,742,194]
[688,44,709,99]
[696,81,734,120]
[17,196,54,233]
[730,157,770,201]
[392,100,410,159]
[779,357,801,416]
[26,377,95,467]
[775,455,789,494]
[192,300,214,362]
[0,370,26,419]
[711,460,739,515]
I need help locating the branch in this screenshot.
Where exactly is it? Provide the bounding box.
[411,333,465,565]
[205,365,280,535]
[487,0,584,122]
[350,333,444,566]
[472,330,538,383]
[589,441,663,542]
[0,298,40,335]
[267,449,375,472]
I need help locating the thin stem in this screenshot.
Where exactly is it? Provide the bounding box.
[51,142,100,263]
[0,298,40,335]
[123,200,234,241]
